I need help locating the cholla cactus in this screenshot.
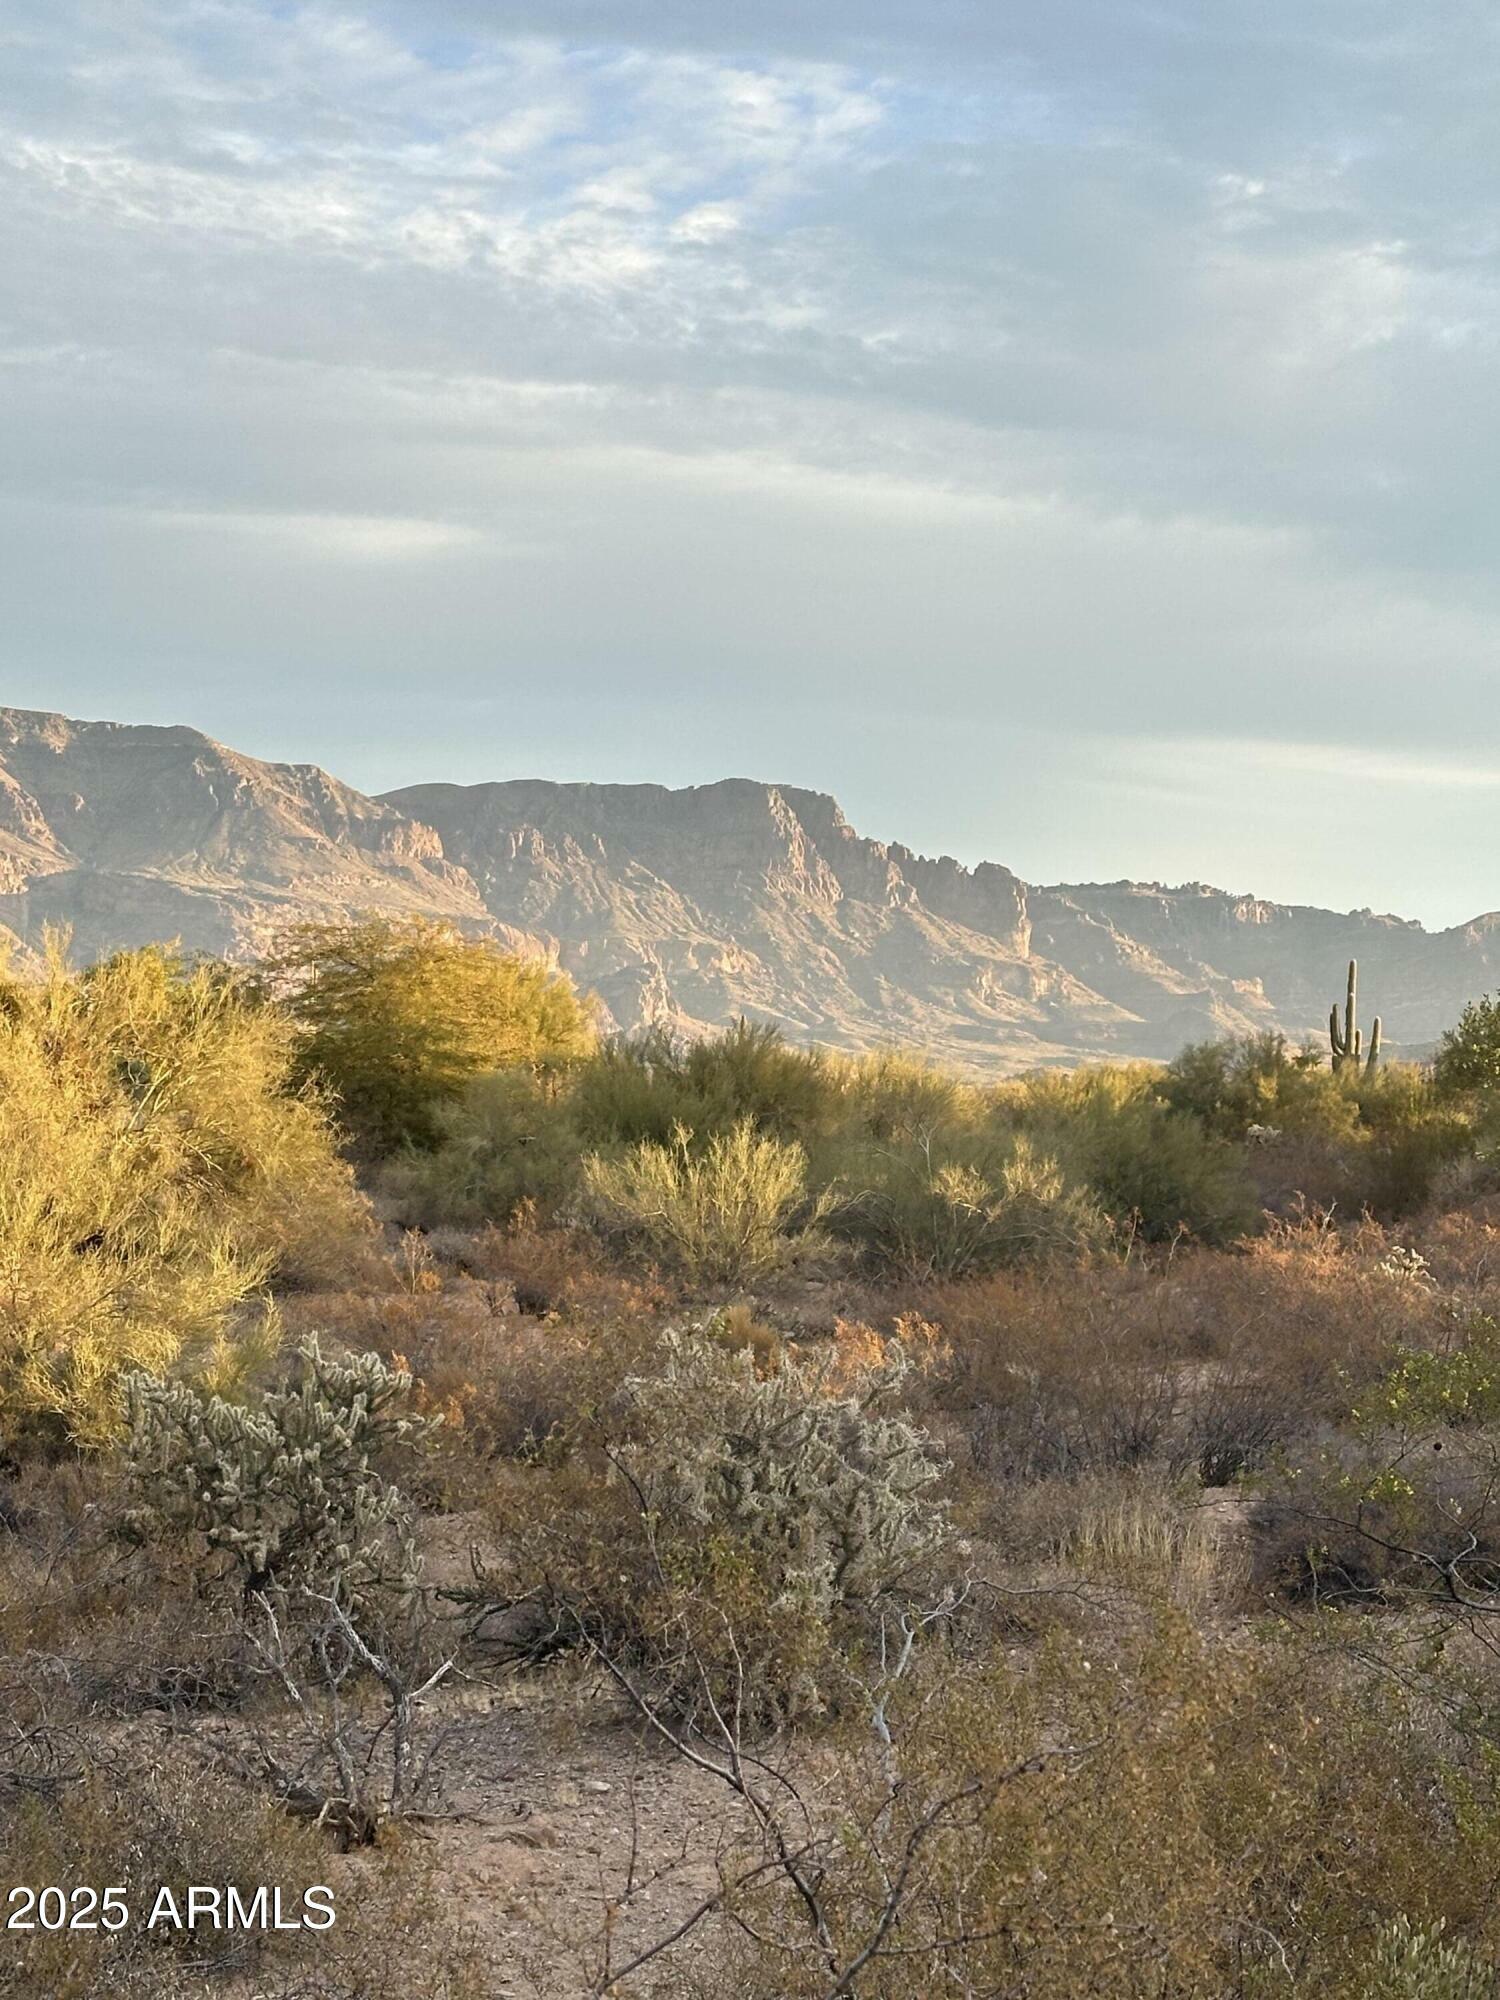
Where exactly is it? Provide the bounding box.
[1378,1245,1433,1286]
[1365,1916,1489,1999]
[617,1322,953,1623]
[123,1337,432,1613]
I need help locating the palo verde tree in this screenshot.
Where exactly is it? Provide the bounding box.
[262,916,596,1153]
[0,937,363,1450]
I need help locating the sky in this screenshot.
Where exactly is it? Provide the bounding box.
[2,1,1498,926]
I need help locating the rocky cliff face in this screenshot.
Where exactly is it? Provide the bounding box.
[1,705,1494,1071]
[383,777,1090,1064]
[0,708,490,963]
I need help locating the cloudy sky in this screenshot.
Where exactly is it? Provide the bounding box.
[2,2,1497,924]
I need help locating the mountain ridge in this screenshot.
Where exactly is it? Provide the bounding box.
[1,704,1492,1072]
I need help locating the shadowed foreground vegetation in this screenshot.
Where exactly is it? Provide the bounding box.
[10,920,1500,1995]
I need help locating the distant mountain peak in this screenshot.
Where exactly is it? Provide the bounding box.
[0,704,1490,1069]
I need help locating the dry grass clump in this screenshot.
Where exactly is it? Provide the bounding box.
[1058,1470,1243,1616]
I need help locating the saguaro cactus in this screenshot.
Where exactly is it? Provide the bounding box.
[1329,958,1381,1075]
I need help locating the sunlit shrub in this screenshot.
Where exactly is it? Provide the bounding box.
[827,1129,1112,1278]
[1166,1035,1471,1219]
[0,941,365,1449]
[573,1019,837,1150]
[263,916,594,1152]
[826,1046,990,1141]
[582,1117,833,1283]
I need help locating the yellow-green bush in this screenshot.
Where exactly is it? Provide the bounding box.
[1164,1030,1362,1140]
[1014,1065,1258,1243]
[583,1117,833,1284]
[1165,1034,1472,1218]
[826,1044,991,1140]
[572,1018,838,1150]
[0,942,365,1449]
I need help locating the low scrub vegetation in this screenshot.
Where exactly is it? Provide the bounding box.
[11,924,1500,1993]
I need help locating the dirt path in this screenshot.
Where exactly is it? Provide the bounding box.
[350,1684,748,1998]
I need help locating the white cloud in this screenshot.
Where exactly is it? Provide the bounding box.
[670,200,742,243]
[1123,737,1500,794]
[135,505,489,559]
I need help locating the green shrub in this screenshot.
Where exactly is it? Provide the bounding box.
[676,1018,837,1137]
[1255,1334,1500,1610]
[1435,994,1500,1099]
[1352,1065,1472,1215]
[0,942,365,1450]
[1352,1314,1500,1432]
[123,1337,431,1614]
[573,1019,836,1150]
[827,1129,1112,1278]
[1023,1073,1256,1243]
[1164,1031,1360,1141]
[582,1117,833,1284]
[826,1046,989,1142]
[378,1066,583,1226]
[1165,1035,1472,1219]
[263,916,594,1152]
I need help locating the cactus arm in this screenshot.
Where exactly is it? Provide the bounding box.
[1366,1016,1382,1076]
